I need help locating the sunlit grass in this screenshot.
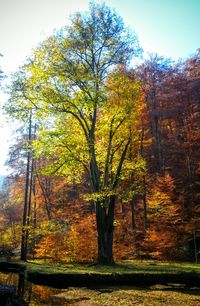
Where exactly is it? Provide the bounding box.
[15,259,200,275]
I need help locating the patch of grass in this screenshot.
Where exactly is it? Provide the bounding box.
[20,259,200,276]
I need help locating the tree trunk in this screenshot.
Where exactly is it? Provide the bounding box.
[36,174,51,220]
[143,176,147,230]
[193,230,198,264]
[131,198,136,230]
[96,196,115,265]
[33,173,37,227]
[24,158,34,257]
[21,113,32,261]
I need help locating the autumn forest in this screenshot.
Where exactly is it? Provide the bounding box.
[0,2,199,266]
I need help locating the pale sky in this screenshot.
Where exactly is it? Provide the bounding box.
[0,0,199,175]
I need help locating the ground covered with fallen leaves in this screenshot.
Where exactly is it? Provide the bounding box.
[28,285,200,306]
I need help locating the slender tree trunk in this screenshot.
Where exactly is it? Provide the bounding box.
[154,116,162,172]
[143,176,147,230]
[131,198,136,230]
[21,113,32,261]
[24,158,34,257]
[32,162,37,259]
[96,196,115,265]
[33,171,37,228]
[21,159,30,260]
[37,175,51,220]
[193,230,198,264]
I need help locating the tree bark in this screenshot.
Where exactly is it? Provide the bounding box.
[24,158,34,257]
[131,198,136,230]
[143,176,148,230]
[21,113,32,261]
[36,175,51,221]
[96,196,115,265]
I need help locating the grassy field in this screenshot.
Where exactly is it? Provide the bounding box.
[21,259,200,275]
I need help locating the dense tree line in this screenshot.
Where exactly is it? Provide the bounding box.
[0,2,199,264]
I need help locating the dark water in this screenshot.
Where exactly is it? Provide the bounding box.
[0,272,76,305]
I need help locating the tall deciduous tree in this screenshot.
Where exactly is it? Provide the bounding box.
[33,69,144,264]
[7,2,142,264]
